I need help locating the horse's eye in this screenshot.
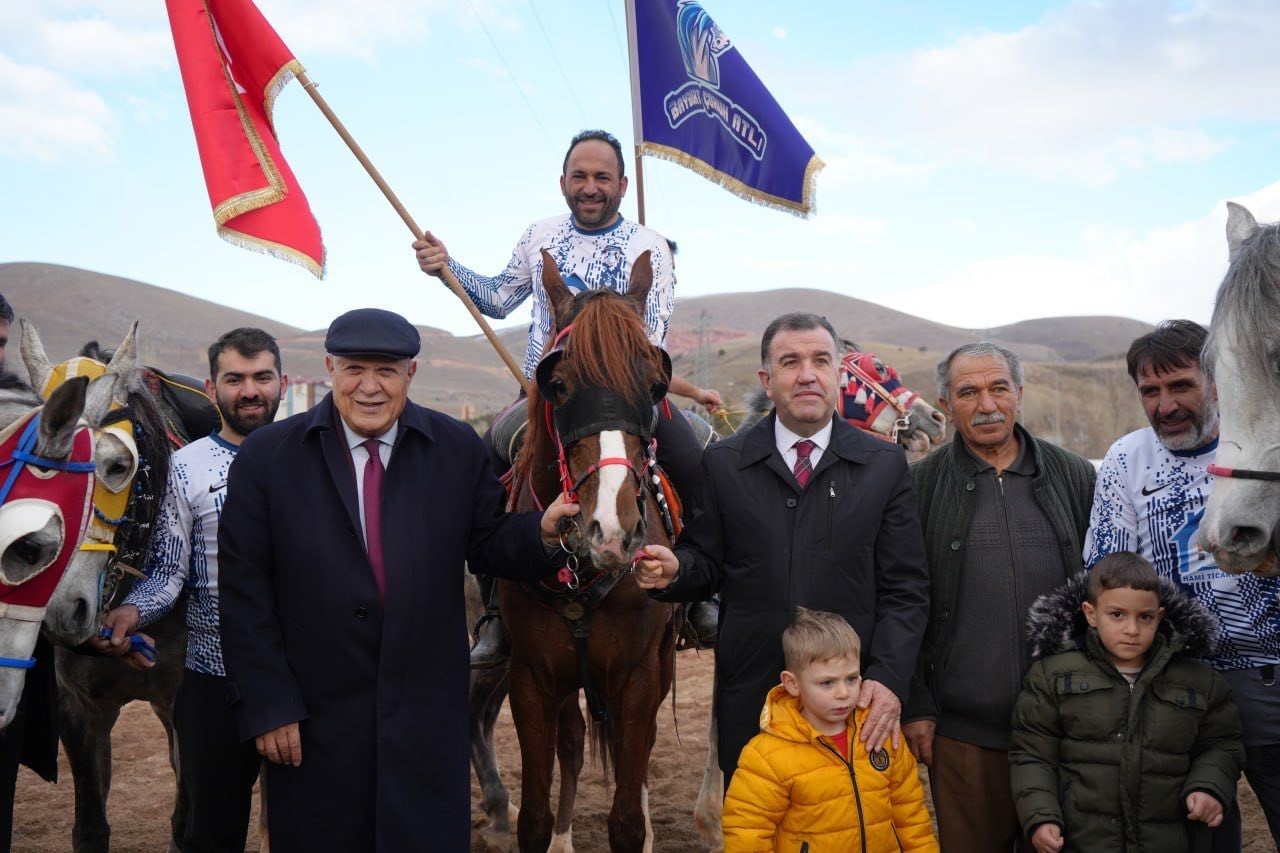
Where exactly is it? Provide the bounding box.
[108,462,129,477]
[551,378,567,395]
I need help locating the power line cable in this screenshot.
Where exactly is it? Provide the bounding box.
[465,0,553,143]
[525,0,588,125]
[601,0,629,70]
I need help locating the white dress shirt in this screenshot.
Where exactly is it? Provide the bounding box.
[340,418,397,545]
[774,416,833,474]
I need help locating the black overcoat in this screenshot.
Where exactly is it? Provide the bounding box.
[218,395,553,852]
[655,413,930,777]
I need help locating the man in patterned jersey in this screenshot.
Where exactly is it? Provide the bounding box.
[412,129,723,666]
[94,327,286,853]
[1084,319,1280,849]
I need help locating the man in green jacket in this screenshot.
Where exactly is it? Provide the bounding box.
[1011,553,1243,852]
[902,342,1096,853]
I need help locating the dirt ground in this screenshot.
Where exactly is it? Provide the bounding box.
[12,649,1278,851]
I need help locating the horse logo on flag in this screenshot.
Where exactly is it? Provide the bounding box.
[664,1,767,160]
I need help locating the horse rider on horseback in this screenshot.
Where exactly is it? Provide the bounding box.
[413,129,722,668]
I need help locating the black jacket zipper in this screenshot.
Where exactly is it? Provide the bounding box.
[827,481,836,547]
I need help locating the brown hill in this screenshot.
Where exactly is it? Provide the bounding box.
[1,263,1148,456]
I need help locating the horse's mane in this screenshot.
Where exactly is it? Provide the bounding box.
[517,290,664,484]
[0,372,41,405]
[115,380,172,574]
[1207,223,1280,379]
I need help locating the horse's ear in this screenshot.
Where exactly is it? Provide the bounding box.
[104,321,139,407]
[37,376,88,461]
[19,318,54,396]
[539,250,575,330]
[1226,202,1260,261]
[627,251,653,311]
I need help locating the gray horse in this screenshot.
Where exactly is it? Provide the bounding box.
[23,321,195,853]
[1199,202,1280,576]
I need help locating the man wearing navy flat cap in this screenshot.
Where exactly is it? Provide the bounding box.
[218,308,577,852]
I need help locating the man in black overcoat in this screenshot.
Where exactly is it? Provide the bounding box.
[637,311,930,781]
[218,308,575,851]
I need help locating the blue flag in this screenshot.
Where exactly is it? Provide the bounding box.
[628,0,823,217]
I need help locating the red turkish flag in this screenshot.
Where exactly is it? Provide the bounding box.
[166,0,325,277]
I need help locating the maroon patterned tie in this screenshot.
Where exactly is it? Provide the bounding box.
[793,439,815,489]
[361,438,387,601]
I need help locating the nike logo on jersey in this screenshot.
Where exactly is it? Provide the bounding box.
[1141,483,1171,496]
[209,481,227,493]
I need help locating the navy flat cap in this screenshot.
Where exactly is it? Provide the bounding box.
[325,308,421,359]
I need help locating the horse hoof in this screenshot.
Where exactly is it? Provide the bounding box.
[548,828,573,853]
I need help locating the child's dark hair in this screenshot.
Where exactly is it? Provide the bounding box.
[1088,552,1159,603]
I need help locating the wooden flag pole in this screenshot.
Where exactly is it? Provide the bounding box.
[623,0,648,226]
[296,71,529,393]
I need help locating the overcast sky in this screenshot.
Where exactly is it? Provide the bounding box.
[3,0,1280,336]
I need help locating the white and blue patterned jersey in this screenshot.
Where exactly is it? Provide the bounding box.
[1083,427,1280,670]
[446,214,675,378]
[126,434,236,675]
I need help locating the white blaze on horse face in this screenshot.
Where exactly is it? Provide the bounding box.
[591,430,630,552]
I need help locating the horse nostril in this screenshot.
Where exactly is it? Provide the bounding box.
[588,520,604,545]
[73,597,90,631]
[1227,525,1270,555]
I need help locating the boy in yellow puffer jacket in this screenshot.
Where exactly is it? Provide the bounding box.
[723,608,939,852]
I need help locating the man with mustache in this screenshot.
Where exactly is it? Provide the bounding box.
[903,342,1096,853]
[1085,319,1280,850]
[411,129,723,666]
[95,327,287,852]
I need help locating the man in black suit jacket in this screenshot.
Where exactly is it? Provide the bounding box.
[218,308,575,852]
[637,312,930,780]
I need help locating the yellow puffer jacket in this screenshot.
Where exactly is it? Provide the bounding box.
[723,686,938,852]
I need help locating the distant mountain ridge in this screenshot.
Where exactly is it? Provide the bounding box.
[0,262,1152,456]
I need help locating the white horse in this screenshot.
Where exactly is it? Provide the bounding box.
[1199,202,1280,576]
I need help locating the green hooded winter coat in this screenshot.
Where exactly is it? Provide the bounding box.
[1010,572,1244,852]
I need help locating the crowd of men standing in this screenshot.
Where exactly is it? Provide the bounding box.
[2,126,1277,853]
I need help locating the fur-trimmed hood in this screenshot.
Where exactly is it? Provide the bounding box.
[1025,571,1219,661]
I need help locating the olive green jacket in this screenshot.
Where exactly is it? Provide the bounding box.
[904,425,1096,723]
[1010,573,1244,852]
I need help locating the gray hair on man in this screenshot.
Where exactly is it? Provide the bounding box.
[935,342,1024,401]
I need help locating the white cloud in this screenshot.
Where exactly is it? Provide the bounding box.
[880,179,1280,327]
[812,0,1280,182]
[0,51,113,161]
[772,26,788,40]
[811,214,886,238]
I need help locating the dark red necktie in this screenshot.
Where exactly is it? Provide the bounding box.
[793,439,815,489]
[361,438,387,601]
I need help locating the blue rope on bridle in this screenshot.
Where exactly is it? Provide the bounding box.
[0,414,96,670]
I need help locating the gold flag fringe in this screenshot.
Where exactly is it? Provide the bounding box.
[218,225,326,279]
[639,142,824,218]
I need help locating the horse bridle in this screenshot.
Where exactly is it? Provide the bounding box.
[1207,464,1280,482]
[534,323,670,582]
[0,412,96,669]
[840,352,915,442]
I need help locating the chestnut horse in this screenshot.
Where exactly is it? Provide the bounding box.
[500,250,677,852]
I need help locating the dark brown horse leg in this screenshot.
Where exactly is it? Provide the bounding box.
[606,662,663,853]
[550,694,585,850]
[149,699,187,853]
[58,690,120,853]
[508,662,559,853]
[469,661,513,832]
